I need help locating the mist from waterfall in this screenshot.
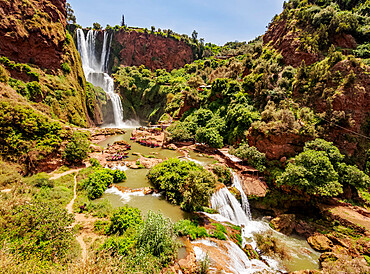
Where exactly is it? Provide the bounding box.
[76,29,136,128]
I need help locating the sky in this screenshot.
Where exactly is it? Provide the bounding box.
[68,0,285,45]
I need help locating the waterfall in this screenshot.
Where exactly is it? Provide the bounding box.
[76,28,125,127]
[210,187,250,225]
[232,171,252,220]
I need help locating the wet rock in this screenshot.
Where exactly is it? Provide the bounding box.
[319,252,339,264]
[142,187,154,195]
[270,214,296,235]
[307,234,333,252]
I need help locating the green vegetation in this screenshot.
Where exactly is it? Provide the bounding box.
[82,167,127,199]
[212,164,232,185]
[174,219,208,240]
[108,206,143,235]
[277,139,370,196]
[63,131,90,164]
[147,158,216,211]
[230,142,267,171]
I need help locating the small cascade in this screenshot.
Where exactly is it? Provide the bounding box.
[210,187,250,225]
[76,28,125,127]
[231,171,252,220]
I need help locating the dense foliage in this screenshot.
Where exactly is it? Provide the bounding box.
[0,201,75,263]
[230,142,267,171]
[83,167,127,199]
[63,131,90,164]
[147,158,216,211]
[277,139,370,196]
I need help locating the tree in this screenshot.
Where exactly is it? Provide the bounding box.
[151,26,155,33]
[192,30,198,42]
[63,131,90,164]
[121,14,125,27]
[277,150,342,196]
[66,2,76,24]
[337,163,370,189]
[303,138,344,167]
[147,158,216,211]
[93,22,102,30]
[195,127,223,149]
[84,168,127,199]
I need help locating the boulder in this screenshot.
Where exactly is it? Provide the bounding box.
[270,214,296,235]
[319,252,339,264]
[307,234,333,252]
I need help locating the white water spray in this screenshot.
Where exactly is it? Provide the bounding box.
[232,171,252,220]
[76,29,128,127]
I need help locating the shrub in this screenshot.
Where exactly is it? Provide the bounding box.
[230,143,266,172]
[195,127,224,148]
[136,211,178,266]
[0,161,21,187]
[109,206,143,235]
[212,164,232,186]
[277,150,342,196]
[63,131,90,164]
[0,202,74,263]
[61,62,71,74]
[0,65,9,83]
[174,219,208,240]
[26,81,42,101]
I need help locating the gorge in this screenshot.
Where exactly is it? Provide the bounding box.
[0,0,369,273]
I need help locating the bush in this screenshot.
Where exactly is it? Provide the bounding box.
[61,63,71,74]
[136,211,178,266]
[0,161,21,187]
[26,81,42,101]
[230,143,266,172]
[147,158,216,211]
[24,172,54,188]
[63,131,90,164]
[174,219,208,240]
[212,164,232,186]
[277,150,342,196]
[195,127,224,148]
[0,65,9,83]
[109,206,143,235]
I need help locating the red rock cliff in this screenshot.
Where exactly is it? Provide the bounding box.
[0,0,67,72]
[111,30,194,71]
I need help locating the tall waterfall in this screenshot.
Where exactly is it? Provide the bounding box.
[76,29,124,127]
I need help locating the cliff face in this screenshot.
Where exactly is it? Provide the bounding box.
[110,30,194,71]
[0,0,107,128]
[256,0,370,163]
[0,0,67,72]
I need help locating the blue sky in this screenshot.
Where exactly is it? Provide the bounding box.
[68,0,285,45]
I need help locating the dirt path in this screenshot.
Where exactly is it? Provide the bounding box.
[65,172,98,263]
[50,168,83,180]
